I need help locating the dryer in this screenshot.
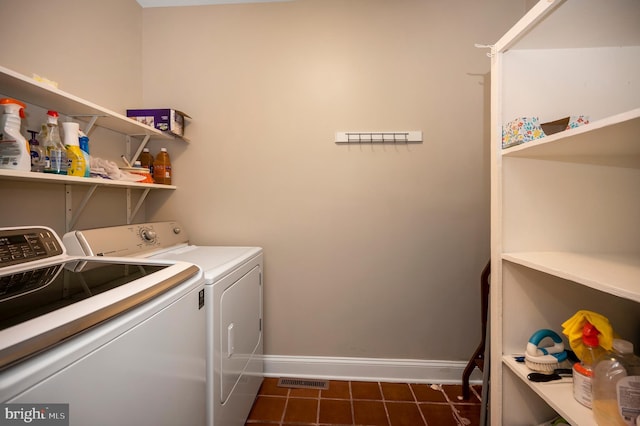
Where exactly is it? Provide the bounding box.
[63,221,263,426]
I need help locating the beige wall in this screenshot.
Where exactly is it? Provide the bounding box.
[141,0,524,360]
[0,0,526,363]
[0,0,142,113]
[0,0,145,232]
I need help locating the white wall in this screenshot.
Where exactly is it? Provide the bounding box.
[0,0,145,232]
[141,0,525,361]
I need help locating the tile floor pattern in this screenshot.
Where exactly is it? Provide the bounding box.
[245,378,483,426]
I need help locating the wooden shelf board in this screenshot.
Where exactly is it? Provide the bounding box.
[0,169,176,190]
[503,356,596,426]
[0,65,172,139]
[502,251,640,303]
[502,109,640,168]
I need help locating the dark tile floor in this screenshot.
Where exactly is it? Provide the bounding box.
[246,378,483,426]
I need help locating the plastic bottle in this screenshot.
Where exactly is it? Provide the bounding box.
[0,98,31,171]
[37,124,49,169]
[137,147,154,175]
[573,321,607,408]
[62,122,86,177]
[593,339,640,426]
[153,147,171,185]
[27,130,45,172]
[42,110,67,174]
[79,131,90,177]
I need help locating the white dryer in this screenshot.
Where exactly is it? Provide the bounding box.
[63,221,263,426]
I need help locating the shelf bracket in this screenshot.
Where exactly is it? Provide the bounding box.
[474,43,495,58]
[65,184,98,232]
[68,114,102,135]
[125,134,151,166]
[126,187,151,224]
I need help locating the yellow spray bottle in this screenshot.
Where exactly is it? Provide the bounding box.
[62,122,86,177]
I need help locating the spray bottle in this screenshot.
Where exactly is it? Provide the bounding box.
[0,98,31,171]
[78,130,90,177]
[42,110,67,174]
[62,122,86,177]
[573,321,607,408]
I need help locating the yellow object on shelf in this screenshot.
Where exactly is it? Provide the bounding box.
[562,310,615,362]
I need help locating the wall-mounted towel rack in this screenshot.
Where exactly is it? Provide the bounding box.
[335,131,422,144]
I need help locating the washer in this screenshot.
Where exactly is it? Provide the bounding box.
[0,226,206,426]
[63,221,263,426]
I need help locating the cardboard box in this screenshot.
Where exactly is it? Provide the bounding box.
[126,109,190,137]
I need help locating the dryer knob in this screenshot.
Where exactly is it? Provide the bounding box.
[140,228,157,243]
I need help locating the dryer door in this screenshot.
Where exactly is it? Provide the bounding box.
[219,265,262,403]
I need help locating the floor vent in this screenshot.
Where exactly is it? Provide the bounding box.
[277,377,329,390]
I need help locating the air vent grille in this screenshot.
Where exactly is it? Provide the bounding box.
[277,377,329,390]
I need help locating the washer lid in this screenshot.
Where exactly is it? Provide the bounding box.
[0,258,200,370]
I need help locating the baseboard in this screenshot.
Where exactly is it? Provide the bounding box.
[263,355,483,384]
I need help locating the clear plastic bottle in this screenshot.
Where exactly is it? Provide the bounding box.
[42,110,67,174]
[573,322,607,408]
[37,124,49,169]
[593,339,640,426]
[0,98,31,171]
[153,147,171,185]
[27,130,45,172]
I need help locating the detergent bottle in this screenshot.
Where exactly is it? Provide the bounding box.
[593,339,640,426]
[62,122,86,177]
[0,98,31,171]
[137,147,154,175]
[573,321,607,408]
[153,147,172,185]
[43,110,67,174]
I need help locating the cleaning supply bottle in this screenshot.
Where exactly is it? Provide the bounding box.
[137,147,154,175]
[42,110,67,174]
[62,122,86,177]
[0,98,31,171]
[27,130,45,172]
[593,339,640,426]
[78,131,90,177]
[573,321,607,408]
[153,147,171,185]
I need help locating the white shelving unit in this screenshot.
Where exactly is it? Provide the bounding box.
[489,0,640,425]
[0,65,177,230]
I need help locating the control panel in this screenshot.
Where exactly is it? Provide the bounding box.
[62,221,189,258]
[0,227,64,267]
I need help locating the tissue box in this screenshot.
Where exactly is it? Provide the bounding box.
[126,109,190,137]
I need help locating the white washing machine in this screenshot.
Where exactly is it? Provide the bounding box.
[63,222,263,426]
[0,226,206,426]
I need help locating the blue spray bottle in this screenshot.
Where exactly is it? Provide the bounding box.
[78,130,90,177]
